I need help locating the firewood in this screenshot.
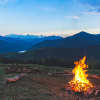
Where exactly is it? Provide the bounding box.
[64,70,74,74]
[6,68,42,73]
[6,69,31,73]
[52,73,74,77]
[6,73,26,83]
[88,74,100,79]
[47,72,74,77]
[64,70,100,80]
[6,69,16,74]
[31,68,42,73]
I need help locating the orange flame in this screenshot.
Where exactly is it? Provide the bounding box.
[69,56,93,92]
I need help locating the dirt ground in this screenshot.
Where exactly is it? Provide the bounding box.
[0,64,100,100]
[30,74,100,100]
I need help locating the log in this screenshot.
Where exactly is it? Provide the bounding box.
[31,68,42,73]
[6,69,31,73]
[88,74,100,80]
[64,70,74,74]
[51,73,74,77]
[6,68,42,73]
[6,73,26,83]
[47,71,74,77]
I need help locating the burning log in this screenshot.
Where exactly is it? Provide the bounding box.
[6,73,26,83]
[64,70,100,80]
[64,56,100,99]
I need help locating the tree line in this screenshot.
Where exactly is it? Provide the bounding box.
[0,56,100,69]
[0,56,75,68]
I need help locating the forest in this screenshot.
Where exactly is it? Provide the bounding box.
[0,56,100,70]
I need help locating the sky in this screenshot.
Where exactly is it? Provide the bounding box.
[0,0,100,37]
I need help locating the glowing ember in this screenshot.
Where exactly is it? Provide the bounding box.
[69,56,93,92]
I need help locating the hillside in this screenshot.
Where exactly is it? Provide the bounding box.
[1,45,100,61]
[30,31,100,50]
[23,36,63,47]
[0,35,62,53]
[0,35,20,43]
[0,35,33,50]
[0,40,24,53]
[12,40,33,50]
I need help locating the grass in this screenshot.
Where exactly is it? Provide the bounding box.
[0,63,100,100]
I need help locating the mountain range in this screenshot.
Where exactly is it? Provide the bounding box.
[30,31,100,50]
[1,31,100,61]
[0,35,62,53]
[5,34,42,39]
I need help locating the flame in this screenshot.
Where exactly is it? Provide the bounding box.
[69,56,93,92]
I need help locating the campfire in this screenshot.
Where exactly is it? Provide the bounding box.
[65,56,100,98]
[68,56,93,92]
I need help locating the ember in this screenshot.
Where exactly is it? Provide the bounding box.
[68,56,93,92]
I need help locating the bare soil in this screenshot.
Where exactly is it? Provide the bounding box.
[0,64,100,100]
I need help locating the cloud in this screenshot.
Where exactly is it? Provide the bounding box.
[0,0,7,4]
[76,0,100,7]
[37,7,57,11]
[65,16,80,19]
[88,9,94,12]
[97,9,100,12]
[75,0,100,13]
[0,0,17,4]
[83,12,100,14]
[88,8,100,13]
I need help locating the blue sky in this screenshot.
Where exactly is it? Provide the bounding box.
[0,0,100,37]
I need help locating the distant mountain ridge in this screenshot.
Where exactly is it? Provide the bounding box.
[30,31,100,50]
[0,35,19,43]
[0,35,34,50]
[0,35,63,53]
[1,31,100,53]
[1,31,100,60]
[4,34,42,39]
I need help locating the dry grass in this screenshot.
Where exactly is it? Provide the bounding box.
[0,64,100,100]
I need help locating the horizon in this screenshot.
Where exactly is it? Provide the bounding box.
[0,0,100,36]
[2,31,100,38]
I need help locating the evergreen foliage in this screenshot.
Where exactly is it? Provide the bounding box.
[0,56,74,68]
[0,55,100,69]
